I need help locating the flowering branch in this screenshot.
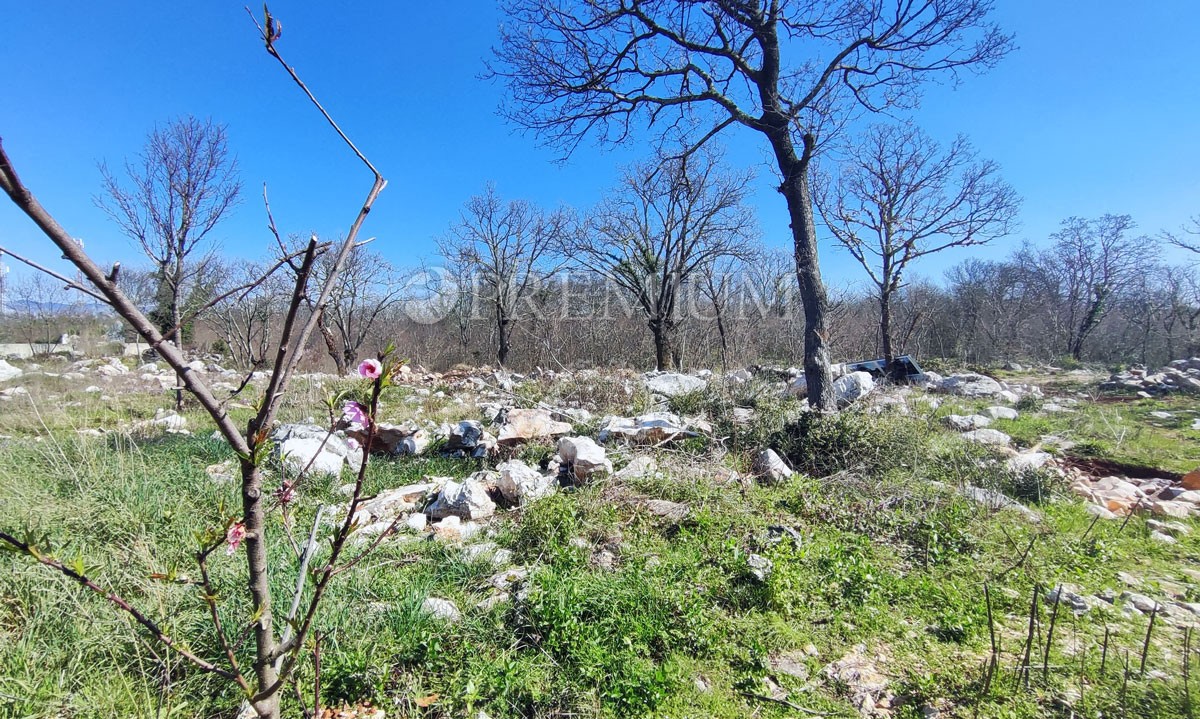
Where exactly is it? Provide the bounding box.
[0,530,239,682]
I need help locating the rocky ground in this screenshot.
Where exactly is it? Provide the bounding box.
[3,354,1200,717]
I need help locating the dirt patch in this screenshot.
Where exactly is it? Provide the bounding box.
[1062,454,1182,482]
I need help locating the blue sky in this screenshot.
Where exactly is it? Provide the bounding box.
[1,2,1196,293]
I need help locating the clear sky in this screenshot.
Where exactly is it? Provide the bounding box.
[1,2,1197,293]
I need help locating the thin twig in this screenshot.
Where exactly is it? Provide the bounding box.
[739,691,835,716]
[0,245,112,304]
[0,531,236,680]
[1140,603,1158,675]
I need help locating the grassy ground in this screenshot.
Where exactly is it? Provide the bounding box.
[2,367,1200,718]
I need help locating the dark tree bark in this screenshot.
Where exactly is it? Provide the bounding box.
[492,0,1012,408]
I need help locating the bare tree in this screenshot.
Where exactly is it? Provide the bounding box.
[1026,215,1153,360]
[308,244,404,374]
[1165,215,1200,255]
[574,150,756,370]
[209,261,290,369]
[815,123,1019,372]
[97,116,241,350]
[439,184,568,367]
[492,0,1011,408]
[8,273,84,354]
[696,253,746,368]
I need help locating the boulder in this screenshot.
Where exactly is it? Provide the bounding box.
[833,371,874,405]
[785,374,807,398]
[351,482,440,525]
[943,414,992,432]
[496,408,573,445]
[752,448,793,485]
[272,424,361,476]
[615,455,658,480]
[643,372,707,397]
[556,436,613,482]
[496,459,555,506]
[401,430,432,456]
[421,597,462,623]
[0,360,22,383]
[961,428,1011,446]
[597,412,709,444]
[445,420,496,458]
[1007,451,1052,473]
[983,406,1019,421]
[347,422,419,455]
[936,373,1004,397]
[427,476,496,520]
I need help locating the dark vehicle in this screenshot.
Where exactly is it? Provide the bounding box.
[843,355,926,382]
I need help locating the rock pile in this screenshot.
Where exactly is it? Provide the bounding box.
[1101,358,1200,395]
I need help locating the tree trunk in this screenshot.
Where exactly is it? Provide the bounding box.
[773,148,834,410]
[315,311,346,374]
[497,311,511,367]
[715,306,729,370]
[239,458,280,719]
[171,280,184,411]
[649,318,678,371]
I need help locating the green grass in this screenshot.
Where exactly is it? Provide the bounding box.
[4,373,1200,718]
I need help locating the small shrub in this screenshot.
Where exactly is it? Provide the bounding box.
[666,389,706,416]
[1015,393,1044,413]
[774,410,930,477]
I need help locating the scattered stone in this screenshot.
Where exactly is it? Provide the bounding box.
[597,412,710,444]
[353,482,440,525]
[959,485,1040,522]
[1151,500,1193,519]
[752,448,793,485]
[935,373,1004,398]
[445,420,496,458]
[644,499,690,522]
[1045,585,1096,614]
[487,566,529,591]
[1006,451,1052,473]
[1147,519,1191,537]
[615,455,658,480]
[1150,531,1178,545]
[833,371,875,405]
[463,542,513,566]
[405,513,428,533]
[983,406,1019,421]
[961,428,1011,446]
[556,436,613,482]
[421,597,461,623]
[769,652,810,681]
[0,386,29,401]
[822,645,891,715]
[496,408,573,445]
[496,459,555,506]
[0,360,23,382]
[205,460,237,484]
[272,424,359,476]
[643,372,707,397]
[1120,592,1162,614]
[747,553,772,582]
[427,477,496,520]
[943,414,992,432]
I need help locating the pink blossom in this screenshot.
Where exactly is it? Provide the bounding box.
[342,400,369,429]
[346,436,361,452]
[358,358,382,380]
[275,481,296,506]
[225,521,247,556]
